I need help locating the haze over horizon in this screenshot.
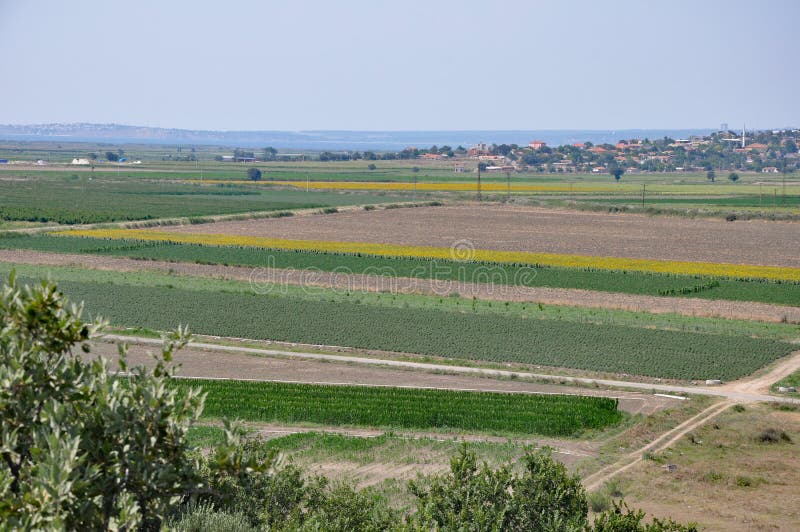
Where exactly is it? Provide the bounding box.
[1,0,798,131]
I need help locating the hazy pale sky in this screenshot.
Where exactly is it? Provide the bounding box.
[1,0,797,131]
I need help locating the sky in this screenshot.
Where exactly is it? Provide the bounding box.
[0,0,798,131]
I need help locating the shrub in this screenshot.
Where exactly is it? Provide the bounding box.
[758,428,792,443]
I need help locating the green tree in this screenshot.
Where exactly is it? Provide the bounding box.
[263,147,278,161]
[105,151,119,162]
[728,172,740,182]
[0,274,204,529]
[409,447,587,531]
[592,501,697,531]
[368,163,377,171]
[706,170,716,182]
[611,166,624,182]
[247,167,262,181]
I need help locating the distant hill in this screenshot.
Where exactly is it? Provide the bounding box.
[0,123,716,151]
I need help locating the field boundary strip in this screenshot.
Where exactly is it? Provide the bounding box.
[55,228,800,281]
[184,179,800,195]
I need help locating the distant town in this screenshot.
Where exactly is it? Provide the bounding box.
[251,128,797,175]
[2,127,798,177]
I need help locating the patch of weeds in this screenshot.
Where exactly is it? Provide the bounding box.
[642,451,665,464]
[702,470,725,483]
[735,475,764,488]
[587,479,623,513]
[732,404,746,413]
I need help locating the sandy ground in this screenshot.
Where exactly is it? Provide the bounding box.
[3,249,799,323]
[89,341,674,416]
[168,205,800,267]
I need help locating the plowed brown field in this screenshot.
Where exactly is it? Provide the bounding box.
[167,205,800,267]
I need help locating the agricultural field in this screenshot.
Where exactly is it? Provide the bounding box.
[0,175,400,224]
[184,379,624,437]
[104,204,800,268]
[3,233,800,306]
[5,267,795,380]
[2,148,800,530]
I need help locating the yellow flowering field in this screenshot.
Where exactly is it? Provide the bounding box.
[56,228,800,281]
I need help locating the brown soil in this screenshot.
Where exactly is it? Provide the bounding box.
[621,404,800,531]
[3,249,799,324]
[168,204,800,267]
[89,340,674,416]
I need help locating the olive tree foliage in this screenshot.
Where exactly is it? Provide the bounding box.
[0,274,204,530]
[407,447,696,532]
[409,447,588,531]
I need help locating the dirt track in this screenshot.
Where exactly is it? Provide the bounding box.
[90,341,672,416]
[3,248,799,323]
[168,205,800,267]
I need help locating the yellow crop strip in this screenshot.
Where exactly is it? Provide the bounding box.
[56,228,800,282]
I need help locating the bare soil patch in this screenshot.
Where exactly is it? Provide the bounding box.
[169,204,800,267]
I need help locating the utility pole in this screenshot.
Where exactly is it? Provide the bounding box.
[506,171,511,201]
[641,183,646,207]
[477,162,482,201]
[413,171,417,203]
[782,156,787,206]
[306,175,310,192]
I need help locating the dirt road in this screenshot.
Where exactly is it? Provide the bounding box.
[91,340,671,416]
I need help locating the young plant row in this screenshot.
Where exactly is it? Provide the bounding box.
[46,278,794,380]
[181,378,623,437]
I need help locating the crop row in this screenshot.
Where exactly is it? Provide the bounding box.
[3,235,798,305]
[43,278,793,380]
[180,379,623,437]
[59,228,800,282]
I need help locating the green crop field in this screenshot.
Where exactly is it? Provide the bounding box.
[3,234,798,306]
[179,378,623,437]
[11,273,791,380]
[0,178,397,224]
[4,262,796,341]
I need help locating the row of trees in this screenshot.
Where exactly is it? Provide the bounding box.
[0,276,696,530]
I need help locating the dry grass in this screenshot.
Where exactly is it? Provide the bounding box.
[617,403,800,530]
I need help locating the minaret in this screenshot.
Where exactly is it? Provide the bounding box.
[742,124,746,148]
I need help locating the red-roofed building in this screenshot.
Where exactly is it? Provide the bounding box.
[528,140,547,150]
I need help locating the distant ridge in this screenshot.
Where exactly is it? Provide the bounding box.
[0,123,717,151]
